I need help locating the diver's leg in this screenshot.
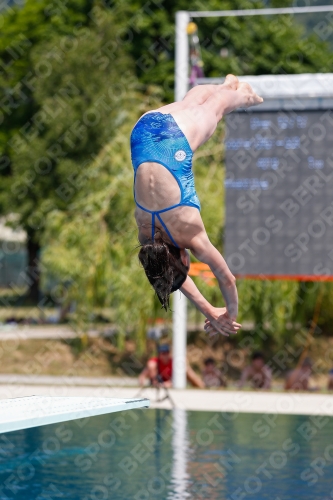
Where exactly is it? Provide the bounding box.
[160,81,263,151]
[169,90,246,151]
[203,81,263,121]
[182,74,239,105]
[155,74,239,115]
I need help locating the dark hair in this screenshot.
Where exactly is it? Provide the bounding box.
[138,235,189,311]
[252,351,264,361]
[204,357,215,366]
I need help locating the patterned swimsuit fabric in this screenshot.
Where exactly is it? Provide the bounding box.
[130,112,201,247]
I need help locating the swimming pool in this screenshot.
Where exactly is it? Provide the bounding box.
[0,408,332,499]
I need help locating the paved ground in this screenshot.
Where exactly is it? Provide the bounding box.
[0,323,212,339]
[0,375,332,415]
[0,374,135,387]
[0,325,99,340]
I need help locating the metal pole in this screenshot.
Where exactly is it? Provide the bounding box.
[172,291,187,389]
[175,10,190,101]
[189,5,333,17]
[173,11,189,389]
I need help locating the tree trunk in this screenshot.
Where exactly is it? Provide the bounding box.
[26,234,41,304]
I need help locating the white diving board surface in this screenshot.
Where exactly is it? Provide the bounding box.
[0,396,150,434]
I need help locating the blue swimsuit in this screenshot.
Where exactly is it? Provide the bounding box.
[130,112,201,247]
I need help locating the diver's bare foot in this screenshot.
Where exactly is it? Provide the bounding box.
[221,74,239,91]
[236,81,263,107]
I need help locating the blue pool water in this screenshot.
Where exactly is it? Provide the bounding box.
[0,409,332,499]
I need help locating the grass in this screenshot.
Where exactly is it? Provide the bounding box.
[0,337,116,377]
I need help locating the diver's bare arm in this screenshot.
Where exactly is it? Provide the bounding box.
[180,276,240,336]
[180,276,214,318]
[190,238,238,320]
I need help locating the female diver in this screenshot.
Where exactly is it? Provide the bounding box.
[130,75,263,337]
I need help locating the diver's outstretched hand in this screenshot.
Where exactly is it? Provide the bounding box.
[204,307,241,337]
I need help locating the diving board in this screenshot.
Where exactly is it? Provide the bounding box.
[0,396,150,434]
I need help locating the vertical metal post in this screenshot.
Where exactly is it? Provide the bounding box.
[173,11,190,389]
[175,11,190,101]
[172,291,187,389]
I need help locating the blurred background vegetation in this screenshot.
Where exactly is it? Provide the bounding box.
[0,0,333,362]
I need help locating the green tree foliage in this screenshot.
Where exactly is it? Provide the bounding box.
[104,0,332,101]
[0,0,94,175]
[0,0,94,301]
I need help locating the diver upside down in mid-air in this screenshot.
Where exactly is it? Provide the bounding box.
[130,75,263,337]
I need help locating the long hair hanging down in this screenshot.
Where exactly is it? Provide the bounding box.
[138,234,189,311]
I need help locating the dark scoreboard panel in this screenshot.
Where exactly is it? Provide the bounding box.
[224,110,333,278]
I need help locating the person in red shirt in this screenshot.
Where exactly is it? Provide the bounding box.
[139,344,173,388]
[139,344,204,388]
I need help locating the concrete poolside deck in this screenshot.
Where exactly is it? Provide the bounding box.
[0,375,332,416]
